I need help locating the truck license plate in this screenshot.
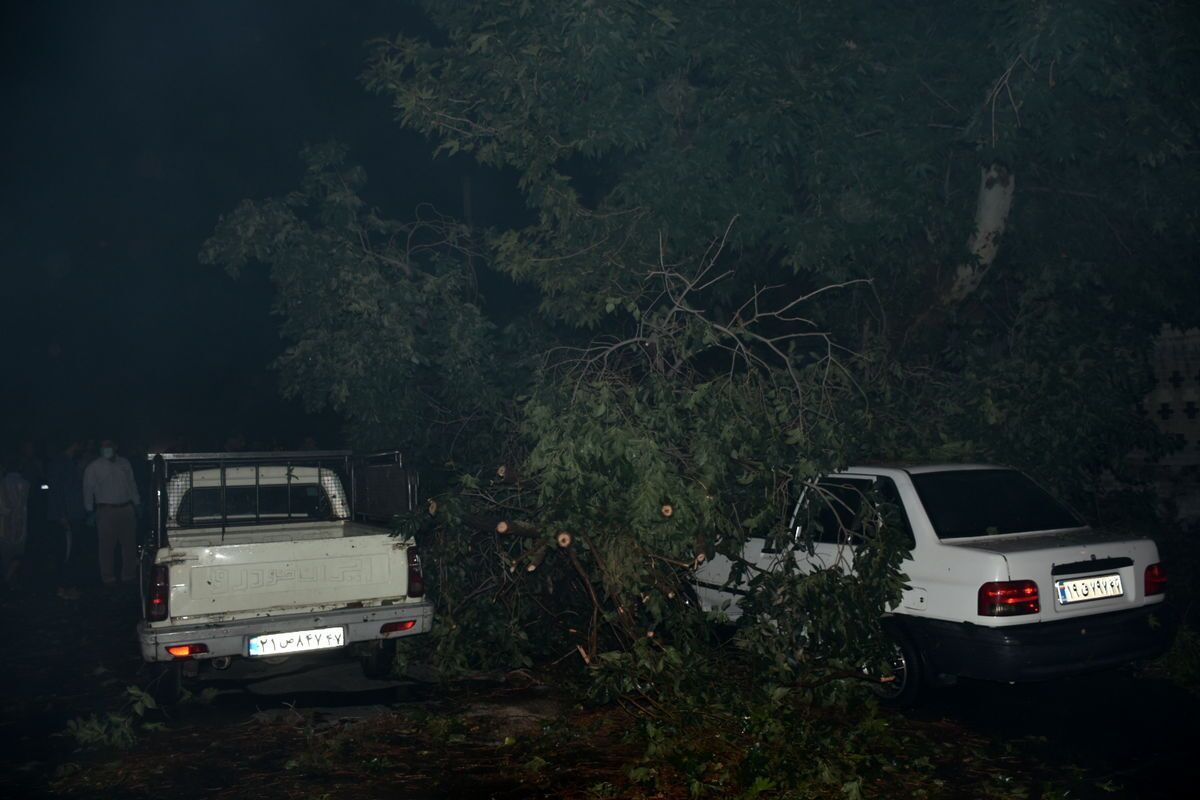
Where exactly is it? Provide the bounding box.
[1055,574,1123,605]
[248,626,346,657]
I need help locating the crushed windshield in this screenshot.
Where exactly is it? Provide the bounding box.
[911,469,1081,539]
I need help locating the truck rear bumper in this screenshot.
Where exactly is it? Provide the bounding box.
[899,603,1175,683]
[138,601,434,662]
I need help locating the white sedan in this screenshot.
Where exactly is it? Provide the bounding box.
[693,464,1175,704]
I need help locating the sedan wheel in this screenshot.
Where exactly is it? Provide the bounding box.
[872,630,923,707]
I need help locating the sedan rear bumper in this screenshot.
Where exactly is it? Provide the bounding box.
[138,601,434,662]
[898,603,1175,683]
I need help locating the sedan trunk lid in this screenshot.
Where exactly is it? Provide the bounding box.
[944,529,1163,621]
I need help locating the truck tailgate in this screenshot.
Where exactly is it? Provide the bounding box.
[162,531,411,622]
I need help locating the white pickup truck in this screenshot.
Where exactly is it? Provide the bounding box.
[137,451,433,700]
[694,464,1174,703]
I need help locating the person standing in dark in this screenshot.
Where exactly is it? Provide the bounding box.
[15,440,50,577]
[15,441,45,488]
[74,440,100,587]
[1,454,31,591]
[82,439,140,587]
[46,440,85,600]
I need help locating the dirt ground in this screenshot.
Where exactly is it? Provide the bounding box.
[1,582,1196,799]
[0,584,667,800]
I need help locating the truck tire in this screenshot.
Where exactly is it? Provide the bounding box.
[150,661,183,706]
[360,640,397,680]
[873,628,925,708]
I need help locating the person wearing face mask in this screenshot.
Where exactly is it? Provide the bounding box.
[82,438,141,587]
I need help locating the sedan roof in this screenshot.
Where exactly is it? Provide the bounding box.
[844,463,1007,475]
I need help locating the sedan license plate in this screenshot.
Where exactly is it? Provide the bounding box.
[1055,573,1123,605]
[248,626,346,657]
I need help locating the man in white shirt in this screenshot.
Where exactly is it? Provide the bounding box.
[82,439,141,586]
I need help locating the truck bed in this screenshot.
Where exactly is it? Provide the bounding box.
[166,519,388,547]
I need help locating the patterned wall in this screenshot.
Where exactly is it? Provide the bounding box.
[1143,326,1200,467]
[1142,326,1200,526]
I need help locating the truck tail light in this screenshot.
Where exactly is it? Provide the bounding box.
[978,580,1040,616]
[407,547,425,598]
[380,620,416,635]
[166,643,208,658]
[147,564,169,622]
[1145,563,1167,596]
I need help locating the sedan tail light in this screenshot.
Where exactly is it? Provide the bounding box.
[1145,563,1167,596]
[978,580,1040,616]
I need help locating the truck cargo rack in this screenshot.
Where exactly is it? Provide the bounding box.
[146,450,416,548]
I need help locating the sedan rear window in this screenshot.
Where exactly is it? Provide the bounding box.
[911,469,1081,539]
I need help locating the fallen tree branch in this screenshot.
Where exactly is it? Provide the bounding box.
[496,519,540,536]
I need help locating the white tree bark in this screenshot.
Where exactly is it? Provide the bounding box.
[944,164,1015,304]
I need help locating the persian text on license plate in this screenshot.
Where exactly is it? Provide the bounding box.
[247,626,346,657]
[1055,573,1123,605]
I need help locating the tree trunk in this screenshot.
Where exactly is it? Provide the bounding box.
[902,163,1016,350]
[944,164,1015,304]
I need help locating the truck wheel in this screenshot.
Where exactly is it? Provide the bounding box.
[360,640,397,680]
[872,629,924,708]
[150,661,183,706]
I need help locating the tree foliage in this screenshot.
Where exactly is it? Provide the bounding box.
[204,0,1199,739]
[362,0,1197,490]
[201,143,517,461]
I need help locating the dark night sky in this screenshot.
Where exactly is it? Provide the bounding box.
[0,1,516,451]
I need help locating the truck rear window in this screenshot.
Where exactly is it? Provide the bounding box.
[911,469,1081,539]
[176,483,335,526]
